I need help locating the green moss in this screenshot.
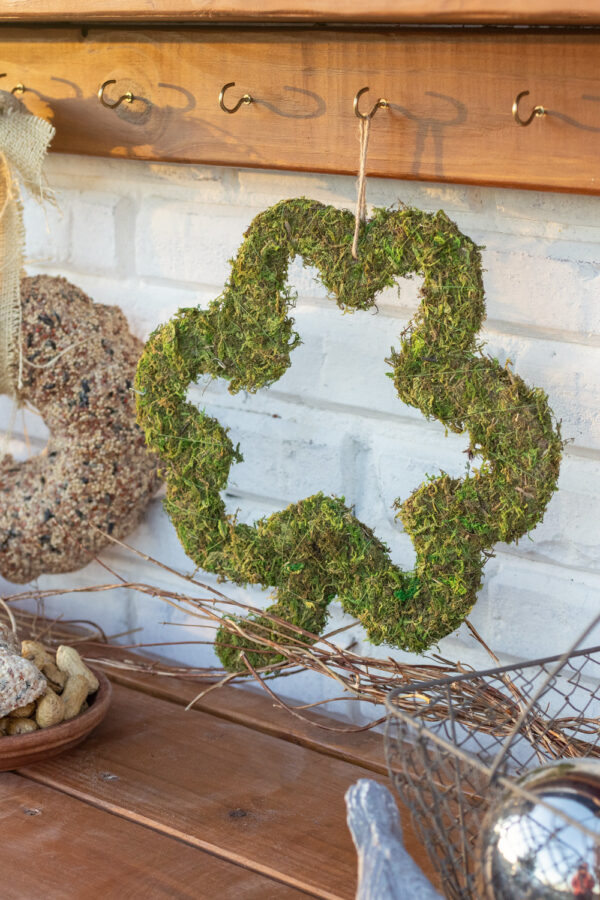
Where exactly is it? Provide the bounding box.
[136,199,563,672]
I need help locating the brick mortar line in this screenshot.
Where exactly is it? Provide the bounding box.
[204,389,600,458]
[24,262,600,350]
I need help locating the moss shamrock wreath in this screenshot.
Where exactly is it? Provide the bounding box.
[136,199,562,671]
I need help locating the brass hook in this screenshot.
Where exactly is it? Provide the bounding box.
[219,82,253,114]
[354,87,389,121]
[512,90,546,127]
[0,75,27,95]
[98,79,134,110]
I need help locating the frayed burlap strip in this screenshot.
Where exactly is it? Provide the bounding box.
[0,91,54,395]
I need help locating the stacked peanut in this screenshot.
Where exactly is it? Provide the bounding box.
[0,643,99,736]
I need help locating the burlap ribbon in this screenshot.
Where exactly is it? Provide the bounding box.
[0,91,54,396]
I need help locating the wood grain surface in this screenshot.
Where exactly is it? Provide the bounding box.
[18,682,430,899]
[0,771,310,898]
[0,1,599,25]
[80,641,388,776]
[1,26,600,193]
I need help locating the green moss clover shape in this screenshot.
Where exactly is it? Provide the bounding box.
[136,199,562,672]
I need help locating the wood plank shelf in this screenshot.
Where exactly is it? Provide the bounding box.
[1,26,600,194]
[2,624,439,898]
[1,772,308,899]
[0,641,438,899]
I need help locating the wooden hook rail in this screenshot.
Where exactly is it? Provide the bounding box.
[1,26,600,194]
[1,2,600,25]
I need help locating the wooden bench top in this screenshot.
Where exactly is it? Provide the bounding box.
[0,645,435,899]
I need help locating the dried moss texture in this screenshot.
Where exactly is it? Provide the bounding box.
[136,200,563,671]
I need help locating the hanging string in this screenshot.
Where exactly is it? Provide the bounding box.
[351,115,371,260]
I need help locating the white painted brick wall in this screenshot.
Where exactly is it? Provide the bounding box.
[1,153,599,721]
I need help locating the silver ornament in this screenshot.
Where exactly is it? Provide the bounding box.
[480,759,600,899]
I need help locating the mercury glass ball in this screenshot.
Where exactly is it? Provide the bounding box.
[480,760,600,899]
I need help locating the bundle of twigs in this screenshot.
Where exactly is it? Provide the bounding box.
[4,538,600,754]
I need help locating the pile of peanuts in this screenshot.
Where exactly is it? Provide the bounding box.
[0,643,99,736]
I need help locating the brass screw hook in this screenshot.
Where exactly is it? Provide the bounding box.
[354,87,389,121]
[0,75,27,95]
[98,79,134,110]
[512,90,546,127]
[219,82,253,114]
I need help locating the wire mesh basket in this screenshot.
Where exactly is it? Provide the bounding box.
[385,642,600,899]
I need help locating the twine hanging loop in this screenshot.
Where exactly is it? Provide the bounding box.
[351,89,388,260]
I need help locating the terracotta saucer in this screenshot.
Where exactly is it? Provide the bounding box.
[0,666,112,771]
